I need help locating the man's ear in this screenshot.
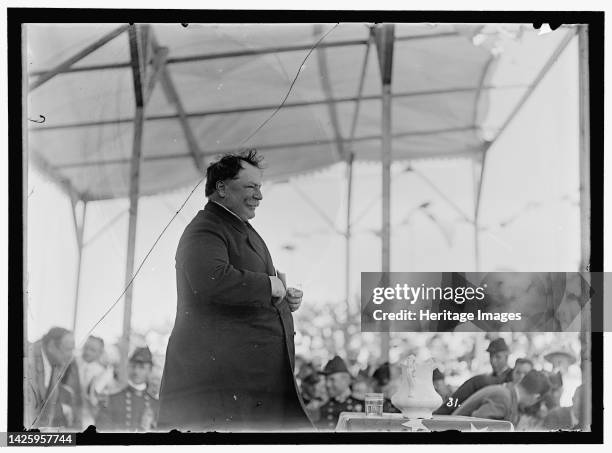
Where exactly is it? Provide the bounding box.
[216,181,226,197]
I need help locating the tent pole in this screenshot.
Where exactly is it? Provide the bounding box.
[471,153,484,272]
[345,154,354,323]
[70,198,87,334]
[343,31,371,329]
[577,24,591,432]
[375,24,395,363]
[120,24,147,385]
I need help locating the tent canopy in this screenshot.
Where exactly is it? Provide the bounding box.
[26,23,574,201]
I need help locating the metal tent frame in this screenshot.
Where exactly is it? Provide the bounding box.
[26,23,592,429]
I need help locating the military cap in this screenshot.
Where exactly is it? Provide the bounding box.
[486,338,509,353]
[319,355,350,375]
[519,370,551,395]
[129,346,153,365]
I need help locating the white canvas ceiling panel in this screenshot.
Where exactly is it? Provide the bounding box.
[392,35,492,94]
[28,68,134,127]
[29,122,133,168]
[26,23,573,201]
[191,103,335,156]
[348,128,483,162]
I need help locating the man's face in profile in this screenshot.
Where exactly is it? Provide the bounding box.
[46,333,75,366]
[221,163,263,221]
[489,351,509,375]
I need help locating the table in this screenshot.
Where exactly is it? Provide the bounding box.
[336,412,514,432]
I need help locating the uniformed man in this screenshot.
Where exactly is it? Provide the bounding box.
[95,347,159,432]
[316,356,364,430]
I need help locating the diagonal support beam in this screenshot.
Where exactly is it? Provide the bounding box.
[29,24,129,91]
[150,32,206,173]
[29,150,83,201]
[144,45,169,105]
[489,28,576,144]
[314,25,347,162]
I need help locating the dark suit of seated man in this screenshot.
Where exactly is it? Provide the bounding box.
[452,370,550,427]
[435,338,514,415]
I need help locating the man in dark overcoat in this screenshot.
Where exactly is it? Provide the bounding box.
[158,150,312,432]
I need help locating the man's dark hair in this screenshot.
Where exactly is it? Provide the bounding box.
[42,326,71,348]
[204,149,264,197]
[514,357,534,368]
[87,335,105,349]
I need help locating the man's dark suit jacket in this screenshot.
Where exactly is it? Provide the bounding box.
[434,368,513,415]
[158,201,311,431]
[452,382,520,426]
[25,341,82,429]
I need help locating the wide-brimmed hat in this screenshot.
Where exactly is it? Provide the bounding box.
[544,350,577,365]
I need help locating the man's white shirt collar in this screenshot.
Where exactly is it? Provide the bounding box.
[128,380,147,392]
[211,200,245,223]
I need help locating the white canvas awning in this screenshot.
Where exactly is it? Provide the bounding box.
[26,23,575,200]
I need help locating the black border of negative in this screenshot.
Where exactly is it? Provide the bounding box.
[7,8,605,444]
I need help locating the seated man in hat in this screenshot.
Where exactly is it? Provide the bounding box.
[452,370,550,427]
[435,338,513,415]
[95,347,159,432]
[316,356,364,430]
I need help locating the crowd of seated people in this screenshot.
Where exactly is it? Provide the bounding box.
[297,337,583,431]
[26,327,583,432]
[25,326,159,432]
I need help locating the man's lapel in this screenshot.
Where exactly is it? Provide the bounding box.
[205,202,272,272]
[245,222,274,273]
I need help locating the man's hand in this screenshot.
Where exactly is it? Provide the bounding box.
[269,276,287,299]
[286,288,303,312]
